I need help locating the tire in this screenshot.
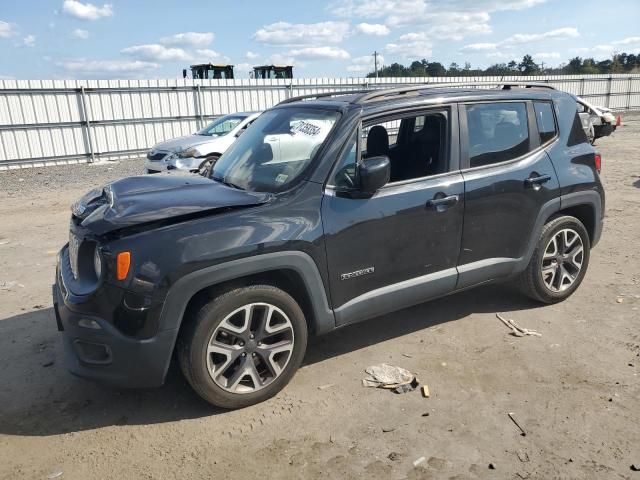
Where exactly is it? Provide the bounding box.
[198,155,220,177]
[517,215,591,304]
[177,285,308,408]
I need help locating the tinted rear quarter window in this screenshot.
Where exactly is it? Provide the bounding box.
[466,102,529,168]
[534,101,557,144]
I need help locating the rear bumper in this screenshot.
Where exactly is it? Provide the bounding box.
[53,276,177,388]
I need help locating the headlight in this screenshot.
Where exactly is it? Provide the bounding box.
[93,247,102,279]
[178,147,198,158]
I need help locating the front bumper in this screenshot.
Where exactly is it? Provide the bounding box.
[144,156,200,174]
[53,270,177,388]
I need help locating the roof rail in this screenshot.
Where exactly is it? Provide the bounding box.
[277,81,556,106]
[277,89,373,105]
[356,81,556,103]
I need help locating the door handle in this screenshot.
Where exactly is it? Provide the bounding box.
[426,194,459,210]
[524,174,552,187]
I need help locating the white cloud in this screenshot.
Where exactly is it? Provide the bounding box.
[386,32,432,58]
[62,0,113,20]
[330,0,546,18]
[71,28,89,39]
[613,36,640,46]
[504,27,579,44]
[461,27,580,54]
[246,51,260,60]
[267,53,296,66]
[22,35,36,47]
[533,51,560,60]
[56,59,158,77]
[193,49,231,63]
[0,20,17,38]
[288,46,350,60]
[355,23,390,36]
[121,44,191,62]
[160,32,214,48]
[460,42,498,52]
[347,54,385,72]
[253,21,350,46]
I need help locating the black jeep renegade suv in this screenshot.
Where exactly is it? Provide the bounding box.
[53,83,604,408]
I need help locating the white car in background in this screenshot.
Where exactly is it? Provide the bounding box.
[145,112,261,174]
[576,97,618,144]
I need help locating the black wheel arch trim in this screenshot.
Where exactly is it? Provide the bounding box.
[156,251,335,383]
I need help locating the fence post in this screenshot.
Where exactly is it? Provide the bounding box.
[195,84,204,129]
[580,77,585,97]
[287,82,293,99]
[606,75,612,108]
[628,76,633,111]
[79,86,95,163]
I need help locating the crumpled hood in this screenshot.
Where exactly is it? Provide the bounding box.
[151,134,222,153]
[73,175,271,235]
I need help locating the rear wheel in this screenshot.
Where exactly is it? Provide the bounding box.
[517,215,591,303]
[177,285,308,408]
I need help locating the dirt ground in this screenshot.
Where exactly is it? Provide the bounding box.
[0,115,639,480]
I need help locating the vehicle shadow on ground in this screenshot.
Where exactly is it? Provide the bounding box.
[0,284,538,437]
[633,178,640,189]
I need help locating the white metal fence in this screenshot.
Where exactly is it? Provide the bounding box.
[1,74,639,170]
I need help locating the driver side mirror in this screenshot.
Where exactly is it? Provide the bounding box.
[358,155,390,195]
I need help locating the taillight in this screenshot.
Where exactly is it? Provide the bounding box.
[594,153,602,173]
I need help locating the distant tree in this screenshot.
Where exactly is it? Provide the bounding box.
[581,58,600,74]
[518,55,539,75]
[566,57,583,74]
[364,51,640,78]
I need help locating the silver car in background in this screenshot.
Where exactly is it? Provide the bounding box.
[145,112,261,174]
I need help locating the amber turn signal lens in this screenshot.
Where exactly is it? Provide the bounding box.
[116,251,131,281]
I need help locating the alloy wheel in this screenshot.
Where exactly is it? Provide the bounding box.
[540,228,584,293]
[206,303,295,393]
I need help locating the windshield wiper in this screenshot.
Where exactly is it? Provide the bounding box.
[212,175,245,190]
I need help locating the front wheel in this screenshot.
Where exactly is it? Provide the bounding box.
[177,285,308,408]
[517,215,591,304]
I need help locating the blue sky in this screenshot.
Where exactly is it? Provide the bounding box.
[1,0,639,79]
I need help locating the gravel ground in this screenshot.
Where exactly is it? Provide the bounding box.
[0,158,146,198]
[0,115,639,480]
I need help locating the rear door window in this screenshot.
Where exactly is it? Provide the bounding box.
[534,101,557,144]
[465,102,530,168]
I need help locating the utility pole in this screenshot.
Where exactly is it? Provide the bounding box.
[373,51,379,79]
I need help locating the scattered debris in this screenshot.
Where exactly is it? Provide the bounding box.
[629,363,635,367]
[394,378,419,394]
[508,412,527,436]
[317,384,334,391]
[496,313,542,337]
[47,471,63,479]
[33,305,45,309]
[0,281,25,291]
[421,385,430,398]
[631,464,640,471]
[362,363,416,390]
[617,297,625,304]
[388,452,401,461]
[413,456,426,467]
[441,362,447,367]
[516,472,531,479]
[517,450,530,462]
[42,360,54,368]
[421,412,430,417]
[489,463,497,470]
[0,240,9,245]
[382,426,396,433]
[402,353,413,358]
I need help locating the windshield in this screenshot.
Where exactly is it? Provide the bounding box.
[211,107,340,192]
[197,115,246,136]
